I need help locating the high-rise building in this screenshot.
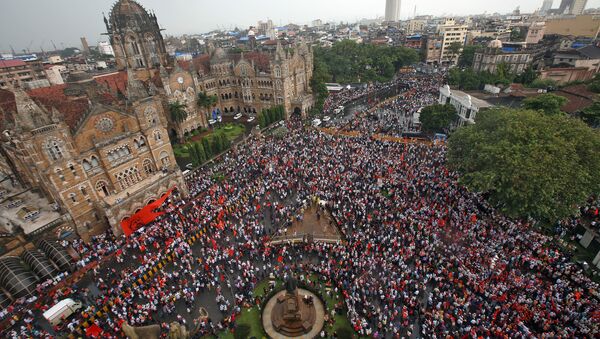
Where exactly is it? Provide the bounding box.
[385,0,401,22]
[540,0,554,14]
[571,0,588,14]
[558,0,587,15]
[80,37,90,54]
[438,19,468,65]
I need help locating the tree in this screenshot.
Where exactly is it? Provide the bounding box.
[197,92,218,122]
[515,66,537,85]
[218,132,231,149]
[458,45,479,68]
[581,101,600,128]
[197,92,218,109]
[420,104,457,133]
[448,108,600,222]
[447,42,464,65]
[522,94,568,116]
[211,135,223,155]
[588,81,600,93]
[169,101,188,124]
[188,142,207,166]
[201,137,212,157]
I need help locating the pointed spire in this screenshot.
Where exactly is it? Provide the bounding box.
[12,85,50,130]
[126,68,149,102]
[51,106,64,124]
[276,40,286,61]
[159,64,169,78]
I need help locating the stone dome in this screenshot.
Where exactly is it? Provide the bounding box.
[488,39,503,49]
[109,0,154,30]
[211,48,228,62]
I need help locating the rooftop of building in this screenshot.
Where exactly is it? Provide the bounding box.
[0,70,131,132]
[0,174,63,235]
[0,60,27,69]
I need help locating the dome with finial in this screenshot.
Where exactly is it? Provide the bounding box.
[488,39,503,49]
[211,48,228,62]
[109,0,155,31]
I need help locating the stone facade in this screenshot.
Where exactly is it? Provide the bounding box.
[104,0,314,139]
[473,47,532,75]
[160,41,315,139]
[0,70,186,239]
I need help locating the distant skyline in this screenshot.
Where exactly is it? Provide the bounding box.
[1,0,600,53]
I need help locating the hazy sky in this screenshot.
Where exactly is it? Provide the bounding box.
[2,0,600,53]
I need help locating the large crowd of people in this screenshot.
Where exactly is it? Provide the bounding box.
[4,72,599,338]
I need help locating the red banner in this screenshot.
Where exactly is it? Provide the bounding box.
[121,188,174,237]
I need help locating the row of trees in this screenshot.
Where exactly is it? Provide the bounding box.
[258,105,285,127]
[313,40,419,84]
[448,65,540,91]
[187,132,231,167]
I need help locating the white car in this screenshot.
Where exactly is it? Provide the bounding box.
[247,117,255,123]
[234,113,242,120]
[322,116,331,122]
[208,119,216,125]
[312,119,322,127]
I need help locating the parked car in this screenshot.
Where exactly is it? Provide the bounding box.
[185,163,193,170]
[208,119,216,125]
[323,116,331,122]
[247,117,255,123]
[312,119,322,127]
[234,113,242,120]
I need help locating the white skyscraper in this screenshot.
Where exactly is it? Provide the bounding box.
[540,0,553,14]
[571,0,587,14]
[385,0,401,22]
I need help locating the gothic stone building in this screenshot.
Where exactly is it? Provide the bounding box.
[0,70,186,239]
[103,0,314,140]
[160,42,315,139]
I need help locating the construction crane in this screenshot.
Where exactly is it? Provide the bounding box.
[24,40,34,54]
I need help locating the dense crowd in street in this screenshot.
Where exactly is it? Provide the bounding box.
[3,72,599,338]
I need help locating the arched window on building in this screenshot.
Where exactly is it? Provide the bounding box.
[91,156,99,167]
[55,168,65,182]
[69,193,77,203]
[159,151,170,169]
[143,159,154,176]
[274,66,281,78]
[154,130,162,141]
[44,138,64,161]
[82,159,92,171]
[96,181,110,197]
